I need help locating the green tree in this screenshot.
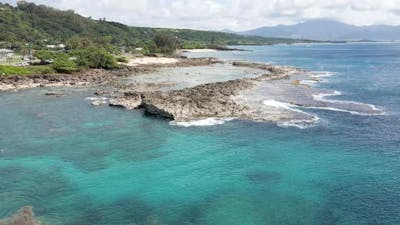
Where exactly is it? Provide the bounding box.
[145,40,158,55]
[153,32,181,55]
[33,50,62,63]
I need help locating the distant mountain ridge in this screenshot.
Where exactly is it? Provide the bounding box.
[241,20,400,41]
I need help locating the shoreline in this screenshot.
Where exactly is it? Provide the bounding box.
[0,56,383,128]
[0,57,222,91]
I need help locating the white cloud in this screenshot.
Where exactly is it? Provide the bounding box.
[3,0,400,30]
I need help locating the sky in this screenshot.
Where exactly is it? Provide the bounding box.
[3,0,400,31]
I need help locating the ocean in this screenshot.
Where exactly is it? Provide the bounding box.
[0,43,399,225]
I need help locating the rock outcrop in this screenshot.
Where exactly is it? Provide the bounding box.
[109,92,142,110]
[107,62,299,122]
[0,206,39,225]
[140,78,254,120]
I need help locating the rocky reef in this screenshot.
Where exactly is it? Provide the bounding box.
[107,62,299,122]
[0,207,39,225]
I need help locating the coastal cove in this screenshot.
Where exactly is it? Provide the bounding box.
[1,43,400,225]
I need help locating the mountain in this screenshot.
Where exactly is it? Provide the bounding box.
[0,2,310,49]
[241,20,400,41]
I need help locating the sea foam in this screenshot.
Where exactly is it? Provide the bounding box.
[310,71,336,78]
[85,97,108,101]
[311,91,384,115]
[170,118,234,127]
[263,99,320,129]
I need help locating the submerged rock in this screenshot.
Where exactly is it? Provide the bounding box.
[44,91,64,97]
[0,206,39,225]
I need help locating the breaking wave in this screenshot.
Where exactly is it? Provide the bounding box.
[170,118,234,127]
[311,91,384,115]
[263,100,320,129]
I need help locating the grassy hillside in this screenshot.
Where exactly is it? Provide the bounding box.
[0,2,311,51]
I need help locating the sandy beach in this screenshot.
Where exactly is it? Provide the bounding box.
[127,57,179,66]
[182,49,217,53]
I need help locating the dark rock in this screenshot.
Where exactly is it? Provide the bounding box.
[45,91,64,97]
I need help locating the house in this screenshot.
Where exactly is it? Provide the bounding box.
[0,49,14,61]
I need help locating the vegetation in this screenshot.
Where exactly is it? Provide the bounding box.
[0,65,54,76]
[0,1,313,53]
[153,33,181,55]
[0,1,316,76]
[33,50,61,63]
[70,48,118,69]
[52,55,78,73]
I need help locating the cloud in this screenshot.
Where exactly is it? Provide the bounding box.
[3,0,400,30]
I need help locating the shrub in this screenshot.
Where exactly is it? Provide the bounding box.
[145,41,158,54]
[0,65,55,76]
[33,50,65,63]
[52,56,78,73]
[70,48,118,69]
[29,65,55,74]
[0,65,30,76]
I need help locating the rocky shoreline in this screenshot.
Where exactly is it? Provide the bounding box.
[0,57,306,124]
[105,62,300,122]
[0,57,222,91]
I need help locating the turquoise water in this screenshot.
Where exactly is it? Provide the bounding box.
[1,43,400,225]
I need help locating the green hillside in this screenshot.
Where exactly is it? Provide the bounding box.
[0,1,311,50]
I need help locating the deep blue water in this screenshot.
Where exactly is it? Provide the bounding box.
[1,43,400,225]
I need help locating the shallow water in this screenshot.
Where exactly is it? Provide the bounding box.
[1,43,400,225]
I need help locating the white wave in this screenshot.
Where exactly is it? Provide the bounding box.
[277,117,320,129]
[310,71,336,78]
[170,118,234,127]
[300,80,318,86]
[312,91,342,101]
[263,99,320,129]
[85,97,108,101]
[311,91,384,115]
[263,99,305,114]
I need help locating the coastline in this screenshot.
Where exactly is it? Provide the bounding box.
[0,57,222,91]
[0,54,383,128]
[103,61,299,123]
